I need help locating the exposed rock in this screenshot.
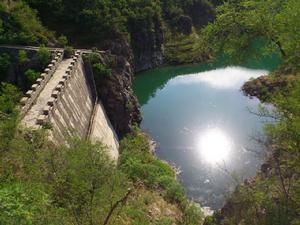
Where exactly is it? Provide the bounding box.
[242,74,297,101]
[89,49,142,138]
[129,17,164,72]
[185,0,215,29]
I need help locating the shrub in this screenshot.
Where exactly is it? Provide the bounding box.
[181,202,204,225]
[0,53,11,80]
[0,181,49,225]
[37,47,51,68]
[120,132,176,189]
[158,176,185,203]
[0,83,20,152]
[18,50,28,64]
[25,69,39,84]
[64,46,74,58]
[86,52,102,64]
[58,35,68,47]
[92,63,112,78]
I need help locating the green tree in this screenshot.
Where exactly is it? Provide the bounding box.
[0,53,11,81]
[36,46,50,68]
[18,50,28,64]
[203,0,300,68]
[24,69,39,84]
[0,0,53,45]
[0,83,20,152]
[0,181,50,225]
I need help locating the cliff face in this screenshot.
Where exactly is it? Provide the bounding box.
[90,39,142,138]
[129,17,164,72]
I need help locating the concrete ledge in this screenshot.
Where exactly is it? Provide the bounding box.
[31,84,39,91]
[20,50,64,118]
[20,97,28,106]
[59,80,66,85]
[36,78,43,84]
[47,97,57,106]
[43,105,51,115]
[40,73,47,79]
[66,69,71,75]
[25,90,34,97]
[51,90,59,98]
[55,84,63,91]
[37,115,47,125]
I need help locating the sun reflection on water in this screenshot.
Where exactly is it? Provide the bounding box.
[197,128,233,164]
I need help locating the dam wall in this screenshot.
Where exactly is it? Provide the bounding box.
[39,53,96,142]
[18,49,119,159]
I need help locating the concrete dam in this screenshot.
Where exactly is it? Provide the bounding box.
[19,49,119,159]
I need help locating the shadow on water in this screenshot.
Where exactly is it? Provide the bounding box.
[134,53,281,106]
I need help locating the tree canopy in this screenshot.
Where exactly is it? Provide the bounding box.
[203,0,300,69]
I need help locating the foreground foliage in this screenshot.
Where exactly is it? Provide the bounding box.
[203,0,300,69]
[0,81,204,224]
[202,1,300,224]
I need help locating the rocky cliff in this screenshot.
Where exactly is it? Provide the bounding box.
[85,40,142,138]
[129,17,164,72]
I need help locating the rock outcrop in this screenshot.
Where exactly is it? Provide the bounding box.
[87,47,142,138]
[128,18,164,72]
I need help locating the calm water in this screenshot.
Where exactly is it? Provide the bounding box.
[133,57,279,209]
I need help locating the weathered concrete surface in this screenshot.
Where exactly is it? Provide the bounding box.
[89,101,119,160]
[22,58,72,128]
[21,51,119,160]
[48,57,95,142]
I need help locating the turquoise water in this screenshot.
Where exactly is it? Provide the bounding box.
[133,57,279,209]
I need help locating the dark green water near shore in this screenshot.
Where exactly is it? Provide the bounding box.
[133,57,279,209]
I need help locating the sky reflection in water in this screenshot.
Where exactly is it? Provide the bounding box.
[135,66,271,209]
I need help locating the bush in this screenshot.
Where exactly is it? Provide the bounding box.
[58,35,68,47]
[86,52,102,64]
[0,53,11,80]
[92,63,112,78]
[0,83,20,152]
[181,202,204,225]
[0,181,49,225]
[36,47,51,68]
[64,46,74,58]
[25,69,39,84]
[158,176,185,203]
[18,50,28,64]
[119,131,204,224]
[120,132,178,192]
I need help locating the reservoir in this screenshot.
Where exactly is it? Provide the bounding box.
[133,58,278,209]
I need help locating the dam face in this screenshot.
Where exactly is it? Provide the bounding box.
[19,49,119,159]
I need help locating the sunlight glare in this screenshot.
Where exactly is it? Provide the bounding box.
[197,128,233,163]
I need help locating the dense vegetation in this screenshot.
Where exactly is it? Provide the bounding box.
[201,0,300,224]
[0,0,218,70]
[203,0,300,69]
[24,0,216,45]
[0,91,203,224]
[0,1,54,45]
[0,69,204,224]
[0,47,51,91]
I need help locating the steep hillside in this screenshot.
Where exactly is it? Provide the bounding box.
[25,0,216,71]
[0,1,54,45]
